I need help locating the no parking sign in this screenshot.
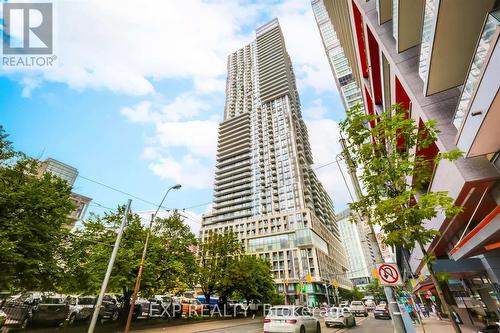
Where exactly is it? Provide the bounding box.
[376,263,403,286]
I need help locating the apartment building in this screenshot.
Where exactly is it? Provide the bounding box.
[317,0,500,328]
[201,19,350,306]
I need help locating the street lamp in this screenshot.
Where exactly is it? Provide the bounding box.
[124,184,181,333]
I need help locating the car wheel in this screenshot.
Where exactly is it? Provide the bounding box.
[68,313,77,325]
[316,322,321,333]
[111,309,120,321]
[300,325,306,333]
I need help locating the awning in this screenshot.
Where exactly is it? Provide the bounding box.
[450,205,500,260]
[412,279,434,294]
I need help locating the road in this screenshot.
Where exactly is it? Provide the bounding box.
[136,313,394,333]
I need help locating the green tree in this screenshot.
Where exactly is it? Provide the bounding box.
[340,104,463,332]
[0,127,74,291]
[196,230,241,305]
[61,210,197,319]
[223,255,277,304]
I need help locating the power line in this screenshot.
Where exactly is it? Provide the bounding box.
[78,175,167,209]
[78,155,346,217]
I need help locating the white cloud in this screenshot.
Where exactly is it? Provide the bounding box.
[306,119,355,212]
[149,155,213,190]
[302,98,327,120]
[121,97,219,189]
[5,0,260,96]
[161,93,211,122]
[4,0,337,97]
[120,101,158,123]
[21,77,42,98]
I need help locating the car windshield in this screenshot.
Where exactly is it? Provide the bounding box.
[79,297,95,305]
[42,296,63,304]
[351,301,362,305]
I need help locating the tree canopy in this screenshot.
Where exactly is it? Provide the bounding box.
[340,104,463,332]
[61,210,198,297]
[0,126,74,291]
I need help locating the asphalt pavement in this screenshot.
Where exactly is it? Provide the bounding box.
[172,313,394,333]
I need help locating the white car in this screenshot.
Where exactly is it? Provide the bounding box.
[325,307,356,328]
[264,306,321,333]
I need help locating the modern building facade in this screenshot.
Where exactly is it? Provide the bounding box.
[317,0,500,329]
[201,19,350,306]
[312,0,364,112]
[336,209,376,288]
[39,158,91,226]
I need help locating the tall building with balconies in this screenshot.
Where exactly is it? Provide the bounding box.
[318,0,499,329]
[312,0,364,112]
[201,19,350,306]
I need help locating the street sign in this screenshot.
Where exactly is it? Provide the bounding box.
[376,263,403,286]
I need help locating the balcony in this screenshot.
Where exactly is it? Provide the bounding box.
[392,0,424,53]
[418,0,496,96]
[454,9,500,158]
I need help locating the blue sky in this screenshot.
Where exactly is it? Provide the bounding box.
[0,0,352,234]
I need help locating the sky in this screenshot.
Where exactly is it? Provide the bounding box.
[0,0,356,235]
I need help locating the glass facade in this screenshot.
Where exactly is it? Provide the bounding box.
[453,10,500,129]
[418,0,437,83]
[313,0,364,113]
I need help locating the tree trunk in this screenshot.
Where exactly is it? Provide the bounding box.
[121,288,132,326]
[418,242,461,333]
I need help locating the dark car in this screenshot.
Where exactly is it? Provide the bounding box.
[374,304,391,319]
[2,292,70,328]
[99,294,122,321]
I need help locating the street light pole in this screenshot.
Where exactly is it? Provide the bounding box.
[88,199,132,333]
[124,184,181,333]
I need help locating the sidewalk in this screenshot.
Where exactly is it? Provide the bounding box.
[415,316,477,333]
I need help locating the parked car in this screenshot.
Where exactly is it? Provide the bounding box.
[325,307,356,328]
[67,295,96,324]
[99,294,122,321]
[264,306,320,333]
[147,295,181,318]
[374,303,391,319]
[181,298,203,316]
[196,295,218,310]
[365,299,376,311]
[0,309,6,328]
[349,301,368,317]
[2,292,70,328]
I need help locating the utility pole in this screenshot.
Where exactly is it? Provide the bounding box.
[337,138,407,333]
[124,184,181,333]
[88,199,132,333]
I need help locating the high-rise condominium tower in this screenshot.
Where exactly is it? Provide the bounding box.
[201,19,350,306]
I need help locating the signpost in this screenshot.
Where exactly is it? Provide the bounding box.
[376,263,403,286]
